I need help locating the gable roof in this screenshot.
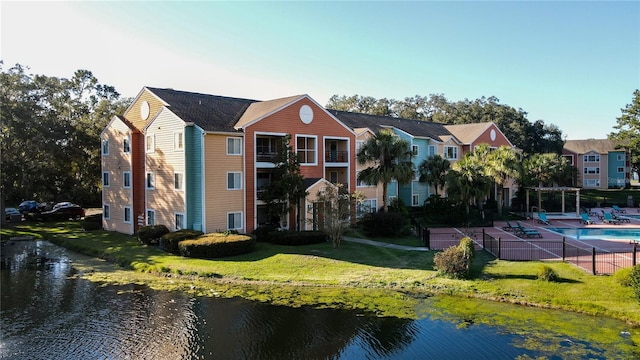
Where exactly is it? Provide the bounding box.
[328,110,454,142]
[564,139,621,154]
[444,122,493,144]
[145,87,259,132]
[234,95,304,130]
[100,115,138,137]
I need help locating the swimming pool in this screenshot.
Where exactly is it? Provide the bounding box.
[548,227,640,241]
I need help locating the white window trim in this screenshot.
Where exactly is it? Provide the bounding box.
[124,206,132,224]
[412,145,419,156]
[428,145,436,156]
[146,171,155,189]
[227,211,243,230]
[174,172,184,191]
[123,171,131,189]
[103,204,110,220]
[146,209,156,226]
[618,167,625,173]
[227,171,242,190]
[295,134,318,166]
[618,154,624,161]
[146,134,155,154]
[102,139,109,155]
[102,171,110,187]
[227,137,243,156]
[174,131,184,151]
[412,194,419,206]
[175,212,185,231]
[443,146,458,160]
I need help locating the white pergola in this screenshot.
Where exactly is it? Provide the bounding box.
[525,186,582,218]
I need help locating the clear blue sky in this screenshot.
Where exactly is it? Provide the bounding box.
[2,1,639,140]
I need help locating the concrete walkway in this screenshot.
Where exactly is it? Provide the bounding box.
[342,236,429,251]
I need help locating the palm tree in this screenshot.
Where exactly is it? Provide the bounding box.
[417,154,450,197]
[448,152,492,216]
[484,145,520,217]
[356,129,415,212]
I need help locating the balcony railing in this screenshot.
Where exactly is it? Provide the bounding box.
[256,152,278,163]
[325,151,348,163]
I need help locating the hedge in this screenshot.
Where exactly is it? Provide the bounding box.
[80,214,102,231]
[178,233,254,258]
[138,225,169,245]
[160,229,204,254]
[267,230,327,246]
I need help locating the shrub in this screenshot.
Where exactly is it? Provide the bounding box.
[268,230,327,246]
[80,213,102,231]
[138,225,169,245]
[253,225,278,242]
[613,267,633,287]
[537,265,559,282]
[434,237,476,279]
[362,211,408,237]
[160,229,204,254]
[178,233,254,258]
[629,265,640,303]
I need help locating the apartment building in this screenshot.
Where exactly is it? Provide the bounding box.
[563,139,630,189]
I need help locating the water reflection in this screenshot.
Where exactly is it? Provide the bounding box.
[1,240,637,359]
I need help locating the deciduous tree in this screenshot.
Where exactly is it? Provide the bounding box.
[610,89,640,172]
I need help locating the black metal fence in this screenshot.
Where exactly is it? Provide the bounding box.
[415,224,638,275]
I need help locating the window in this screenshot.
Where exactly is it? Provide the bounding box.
[174,132,184,151]
[356,171,374,187]
[296,136,317,164]
[146,210,155,225]
[228,212,243,230]
[102,139,109,155]
[227,172,242,190]
[356,140,364,153]
[175,213,185,230]
[412,194,419,206]
[583,179,600,187]
[330,171,338,183]
[443,146,458,160]
[585,154,600,162]
[146,172,155,189]
[412,145,419,156]
[618,154,625,161]
[618,167,625,173]
[123,172,131,188]
[103,204,110,220]
[356,199,377,218]
[123,137,131,153]
[124,207,132,224]
[227,137,242,155]
[146,134,155,153]
[428,145,436,156]
[584,167,600,174]
[174,172,184,191]
[102,172,110,187]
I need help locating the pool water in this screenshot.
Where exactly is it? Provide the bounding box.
[548,227,640,241]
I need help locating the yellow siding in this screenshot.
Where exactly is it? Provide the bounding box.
[123,89,166,131]
[145,109,186,230]
[102,117,134,234]
[355,132,384,212]
[203,134,245,232]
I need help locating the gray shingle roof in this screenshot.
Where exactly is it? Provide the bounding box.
[146,87,259,132]
[327,110,454,142]
[564,139,620,154]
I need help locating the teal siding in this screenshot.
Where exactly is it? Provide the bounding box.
[185,126,204,231]
[608,151,626,188]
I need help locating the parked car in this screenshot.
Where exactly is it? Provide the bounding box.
[52,202,73,210]
[18,200,39,214]
[5,207,22,222]
[38,205,85,221]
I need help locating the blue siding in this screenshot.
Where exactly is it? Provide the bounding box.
[185,126,204,230]
[608,151,626,188]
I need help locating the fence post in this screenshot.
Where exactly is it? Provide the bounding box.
[498,238,501,259]
[482,229,486,249]
[592,247,596,275]
[634,245,637,267]
[562,237,566,262]
[424,228,430,249]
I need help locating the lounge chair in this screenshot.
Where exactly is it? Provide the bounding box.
[603,212,620,225]
[580,212,594,225]
[612,205,626,213]
[502,220,517,232]
[515,222,543,238]
[537,212,551,225]
[613,213,632,223]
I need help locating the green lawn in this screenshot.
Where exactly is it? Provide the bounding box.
[2,221,640,326]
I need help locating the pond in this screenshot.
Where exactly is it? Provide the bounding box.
[1,240,638,359]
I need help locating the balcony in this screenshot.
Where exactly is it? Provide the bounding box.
[325,151,349,163]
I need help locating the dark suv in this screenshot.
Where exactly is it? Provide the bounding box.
[39,205,85,221]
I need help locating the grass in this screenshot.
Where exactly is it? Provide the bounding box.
[3,221,640,326]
